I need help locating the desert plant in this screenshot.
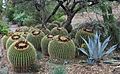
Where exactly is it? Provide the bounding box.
[47,23,58,31]
[41,28,50,35]
[48,35,76,59]
[79,32,117,65]
[16,26,29,32]
[6,34,25,49]
[51,27,68,36]
[75,28,94,47]
[41,35,53,56]
[52,66,66,74]
[7,40,36,72]
[1,32,13,49]
[27,29,45,51]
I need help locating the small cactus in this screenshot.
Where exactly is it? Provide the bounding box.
[27,29,45,51]
[75,28,94,47]
[48,35,76,59]
[41,35,53,56]
[51,27,68,36]
[16,26,29,32]
[7,40,36,72]
[41,28,50,35]
[1,32,14,49]
[47,23,58,31]
[6,34,25,50]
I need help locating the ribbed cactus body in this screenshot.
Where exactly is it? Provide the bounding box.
[41,28,50,35]
[27,30,45,51]
[48,36,76,59]
[47,24,58,31]
[75,28,94,47]
[51,27,68,36]
[16,26,29,32]
[41,35,53,56]
[6,34,25,50]
[1,35,9,49]
[7,40,36,72]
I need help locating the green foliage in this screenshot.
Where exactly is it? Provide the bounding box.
[0,21,9,35]
[48,36,76,59]
[52,11,65,22]
[27,29,45,51]
[75,28,94,47]
[0,0,2,13]
[79,32,117,65]
[5,0,15,22]
[41,35,53,56]
[51,27,68,36]
[7,40,36,72]
[53,66,66,74]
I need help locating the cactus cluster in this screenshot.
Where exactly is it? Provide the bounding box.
[51,27,68,36]
[41,35,53,56]
[48,35,76,59]
[7,40,36,72]
[27,29,45,51]
[75,28,94,47]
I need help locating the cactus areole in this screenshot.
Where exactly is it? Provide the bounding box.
[15,41,29,51]
[47,35,53,38]
[82,28,93,33]
[57,27,62,31]
[58,36,70,42]
[11,35,21,40]
[32,30,40,36]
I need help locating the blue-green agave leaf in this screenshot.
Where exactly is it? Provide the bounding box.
[79,48,88,56]
[105,44,117,55]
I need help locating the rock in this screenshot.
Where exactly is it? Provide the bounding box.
[0,67,8,74]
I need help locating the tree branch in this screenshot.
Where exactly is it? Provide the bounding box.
[44,3,60,24]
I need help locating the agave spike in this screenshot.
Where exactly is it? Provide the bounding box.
[79,48,88,56]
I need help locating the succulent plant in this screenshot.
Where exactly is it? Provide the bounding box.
[21,32,29,39]
[52,65,66,74]
[1,35,9,49]
[48,36,76,59]
[41,28,50,35]
[79,32,117,65]
[47,23,58,31]
[41,35,53,56]
[7,40,36,72]
[6,34,25,50]
[16,26,29,32]
[27,29,45,51]
[35,24,43,29]
[51,27,68,36]
[75,28,94,47]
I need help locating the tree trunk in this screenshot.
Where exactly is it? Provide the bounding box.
[63,15,74,33]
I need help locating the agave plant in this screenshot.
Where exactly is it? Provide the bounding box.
[79,32,117,65]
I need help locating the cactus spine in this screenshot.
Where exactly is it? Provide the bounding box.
[48,36,76,59]
[7,40,36,72]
